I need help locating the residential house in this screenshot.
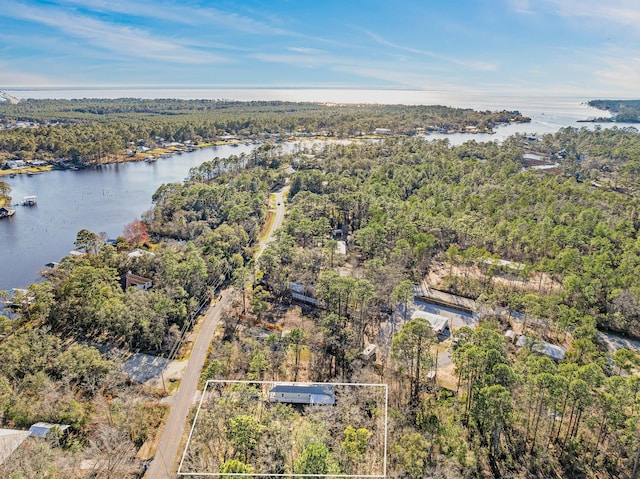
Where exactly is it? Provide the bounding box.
[7,160,25,169]
[121,272,153,291]
[411,310,450,341]
[516,335,566,361]
[127,249,156,259]
[269,384,335,405]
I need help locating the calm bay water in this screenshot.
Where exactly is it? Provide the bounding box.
[0,144,255,290]
[0,88,635,289]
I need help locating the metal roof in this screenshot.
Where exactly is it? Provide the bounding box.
[411,310,449,333]
[269,384,334,396]
[28,422,70,438]
[516,335,566,361]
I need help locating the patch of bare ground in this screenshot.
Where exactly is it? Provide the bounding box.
[268,305,317,382]
[426,261,562,296]
[435,363,459,392]
[279,304,310,330]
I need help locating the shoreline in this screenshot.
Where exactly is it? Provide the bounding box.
[0,120,529,178]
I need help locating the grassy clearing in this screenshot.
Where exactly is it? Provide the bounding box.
[257,210,275,244]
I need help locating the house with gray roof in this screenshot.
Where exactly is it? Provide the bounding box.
[516,335,566,361]
[269,384,335,405]
[411,310,450,341]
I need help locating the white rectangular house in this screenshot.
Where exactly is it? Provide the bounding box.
[269,384,335,405]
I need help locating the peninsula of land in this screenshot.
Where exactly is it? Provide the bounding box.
[0,97,529,175]
[579,99,640,123]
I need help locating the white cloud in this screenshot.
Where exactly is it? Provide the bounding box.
[47,0,345,48]
[252,51,334,69]
[507,0,534,15]
[595,55,640,95]
[543,0,640,24]
[332,65,440,90]
[251,46,462,91]
[511,0,640,29]
[359,28,498,72]
[287,47,326,54]
[47,0,291,35]
[3,1,229,64]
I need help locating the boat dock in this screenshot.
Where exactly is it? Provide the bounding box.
[0,207,15,218]
[22,195,37,206]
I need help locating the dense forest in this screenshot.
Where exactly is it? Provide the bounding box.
[152,125,640,478]
[2,102,640,478]
[587,100,640,123]
[198,127,640,478]
[277,129,640,338]
[0,146,284,477]
[0,99,528,165]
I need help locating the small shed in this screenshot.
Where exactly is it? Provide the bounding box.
[269,384,335,405]
[362,343,377,361]
[28,422,70,439]
[288,282,306,294]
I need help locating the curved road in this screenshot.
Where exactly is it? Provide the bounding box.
[145,185,288,479]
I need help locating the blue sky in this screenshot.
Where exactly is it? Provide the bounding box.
[1,0,639,96]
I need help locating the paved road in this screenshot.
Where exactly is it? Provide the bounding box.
[145,290,232,479]
[145,185,289,479]
[256,186,289,260]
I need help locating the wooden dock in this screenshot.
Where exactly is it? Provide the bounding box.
[0,207,16,218]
